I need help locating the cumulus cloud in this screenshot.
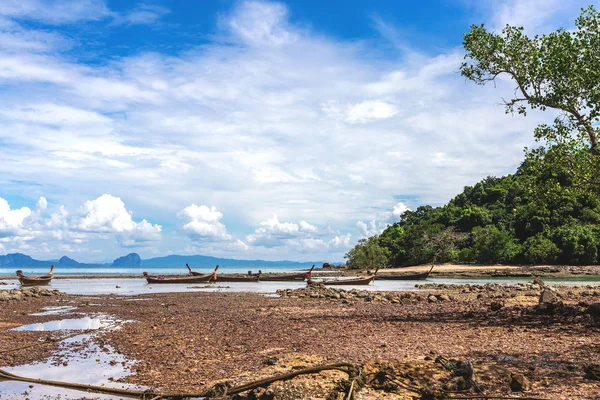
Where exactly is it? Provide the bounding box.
[392,202,410,219]
[247,214,322,247]
[177,204,232,242]
[76,194,162,246]
[356,201,411,238]
[0,197,33,236]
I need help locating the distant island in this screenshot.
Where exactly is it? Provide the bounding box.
[0,252,320,268]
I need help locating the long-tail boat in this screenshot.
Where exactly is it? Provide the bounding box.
[375,265,434,281]
[308,268,377,286]
[16,266,54,286]
[259,265,315,281]
[187,264,259,282]
[143,265,218,284]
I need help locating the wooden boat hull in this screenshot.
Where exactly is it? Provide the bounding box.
[213,275,260,282]
[375,266,433,281]
[18,276,52,286]
[375,272,430,280]
[190,270,259,282]
[308,276,374,286]
[145,275,214,284]
[259,274,308,281]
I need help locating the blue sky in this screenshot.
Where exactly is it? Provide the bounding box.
[0,0,596,262]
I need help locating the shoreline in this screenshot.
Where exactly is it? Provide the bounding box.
[2,264,600,281]
[1,280,599,398]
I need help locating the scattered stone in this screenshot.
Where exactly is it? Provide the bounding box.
[532,277,545,287]
[510,373,532,392]
[584,364,600,381]
[0,287,64,302]
[539,289,558,304]
[427,295,438,303]
[262,356,279,366]
[586,303,600,318]
[490,301,504,311]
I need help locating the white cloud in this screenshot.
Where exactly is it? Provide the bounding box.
[76,194,162,246]
[226,1,296,46]
[120,5,169,25]
[392,202,410,219]
[356,201,411,238]
[247,214,323,248]
[0,0,111,24]
[322,100,399,124]
[329,234,352,249]
[346,101,399,124]
[0,197,32,236]
[177,204,232,242]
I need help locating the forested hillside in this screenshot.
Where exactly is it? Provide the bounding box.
[347,150,600,267]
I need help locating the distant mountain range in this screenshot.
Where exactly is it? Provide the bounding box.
[0,252,320,268]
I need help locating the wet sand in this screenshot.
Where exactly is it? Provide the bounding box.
[1,282,600,399]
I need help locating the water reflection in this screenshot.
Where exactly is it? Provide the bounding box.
[12,315,119,331]
[30,305,77,316]
[1,322,143,399]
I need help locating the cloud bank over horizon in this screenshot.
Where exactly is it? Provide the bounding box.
[0,0,593,261]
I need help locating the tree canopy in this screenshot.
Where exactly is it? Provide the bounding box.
[461,6,600,156]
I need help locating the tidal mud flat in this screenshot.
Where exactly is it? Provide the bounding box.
[1,281,600,399]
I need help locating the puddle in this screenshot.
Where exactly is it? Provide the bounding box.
[0,333,145,399]
[30,305,78,316]
[12,315,121,331]
[1,317,143,399]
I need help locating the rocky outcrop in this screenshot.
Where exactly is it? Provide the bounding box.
[112,253,141,267]
[276,284,455,304]
[58,255,80,266]
[0,287,64,301]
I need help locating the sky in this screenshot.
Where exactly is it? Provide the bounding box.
[0,0,597,263]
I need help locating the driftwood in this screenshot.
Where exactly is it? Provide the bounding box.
[0,358,551,400]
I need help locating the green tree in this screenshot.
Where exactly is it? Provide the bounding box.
[461,6,600,156]
[523,234,560,264]
[344,236,390,269]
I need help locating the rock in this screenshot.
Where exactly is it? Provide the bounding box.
[509,373,532,392]
[586,303,600,318]
[262,356,279,366]
[437,294,450,302]
[539,289,558,304]
[427,295,437,303]
[584,364,600,381]
[490,301,504,311]
[391,298,400,304]
[532,277,545,287]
